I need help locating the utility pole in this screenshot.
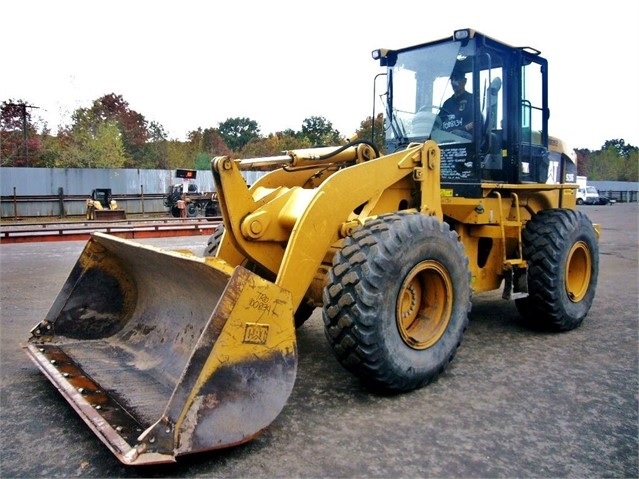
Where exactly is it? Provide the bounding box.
[5,102,40,166]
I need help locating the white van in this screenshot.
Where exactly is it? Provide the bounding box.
[576,185,600,205]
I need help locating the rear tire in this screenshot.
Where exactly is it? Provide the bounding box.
[515,209,599,331]
[204,201,220,220]
[186,203,197,217]
[322,212,471,392]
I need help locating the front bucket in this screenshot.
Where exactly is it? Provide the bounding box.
[24,232,297,465]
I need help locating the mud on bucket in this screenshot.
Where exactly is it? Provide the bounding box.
[24,232,297,465]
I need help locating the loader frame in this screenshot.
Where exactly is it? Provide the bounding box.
[24,28,599,466]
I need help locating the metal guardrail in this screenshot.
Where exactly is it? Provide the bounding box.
[0,217,221,244]
[1,192,169,218]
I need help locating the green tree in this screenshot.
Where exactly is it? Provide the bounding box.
[300,116,342,145]
[55,120,126,168]
[185,128,205,168]
[239,132,312,158]
[623,147,639,182]
[166,139,191,169]
[353,113,385,154]
[602,139,636,159]
[144,121,169,169]
[34,127,61,167]
[602,140,638,181]
[575,140,638,181]
[91,122,127,168]
[194,152,212,170]
[87,94,150,167]
[60,93,164,168]
[587,148,622,181]
[217,117,260,152]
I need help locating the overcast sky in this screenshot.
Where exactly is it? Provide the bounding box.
[3,0,638,151]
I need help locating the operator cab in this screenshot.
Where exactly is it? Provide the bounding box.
[373,28,557,198]
[91,188,113,208]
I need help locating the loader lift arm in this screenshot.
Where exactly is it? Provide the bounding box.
[211,141,442,312]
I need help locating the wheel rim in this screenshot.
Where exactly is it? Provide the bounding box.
[396,260,453,350]
[565,241,592,302]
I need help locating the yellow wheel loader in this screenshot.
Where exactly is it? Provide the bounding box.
[24,28,599,465]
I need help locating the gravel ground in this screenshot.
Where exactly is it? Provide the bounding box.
[0,203,636,478]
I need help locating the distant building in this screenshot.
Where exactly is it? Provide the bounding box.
[589,181,638,203]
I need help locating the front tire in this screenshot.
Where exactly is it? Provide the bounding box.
[203,225,225,257]
[322,212,471,392]
[515,209,599,331]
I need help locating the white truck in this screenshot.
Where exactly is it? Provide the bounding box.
[576,176,603,205]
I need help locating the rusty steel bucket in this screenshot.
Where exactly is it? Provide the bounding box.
[24,232,297,465]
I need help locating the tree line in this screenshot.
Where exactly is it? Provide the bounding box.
[0,94,384,170]
[1,94,636,181]
[575,140,638,182]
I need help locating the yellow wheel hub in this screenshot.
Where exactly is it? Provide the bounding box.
[565,241,592,302]
[397,260,453,350]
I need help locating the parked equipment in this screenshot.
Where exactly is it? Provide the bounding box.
[163,169,220,219]
[86,188,126,220]
[24,29,599,465]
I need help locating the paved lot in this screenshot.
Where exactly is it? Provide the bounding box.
[1,204,637,478]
